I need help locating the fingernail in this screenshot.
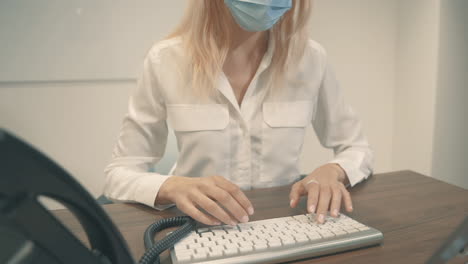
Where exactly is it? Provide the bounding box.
[248,207,254,215]
[213,221,221,225]
[230,221,237,226]
[241,215,249,223]
[332,209,339,217]
[308,205,316,213]
[289,199,296,208]
[318,214,325,223]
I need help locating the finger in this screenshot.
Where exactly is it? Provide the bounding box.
[329,185,342,217]
[177,199,220,226]
[289,181,306,208]
[207,185,249,224]
[213,176,254,216]
[316,185,332,224]
[340,184,353,212]
[192,190,236,226]
[305,182,320,213]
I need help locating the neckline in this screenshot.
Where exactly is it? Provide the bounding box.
[218,33,275,112]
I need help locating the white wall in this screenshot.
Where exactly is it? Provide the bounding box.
[0,0,185,81]
[0,81,131,196]
[301,0,397,174]
[393,0,468,189]
[393,0,440,176]
[432,0,468,189]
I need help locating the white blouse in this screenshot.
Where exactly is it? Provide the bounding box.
[104,37,374,209]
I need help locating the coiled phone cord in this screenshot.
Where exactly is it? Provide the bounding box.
[139,216,196,264]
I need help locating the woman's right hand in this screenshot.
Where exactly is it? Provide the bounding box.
[155,175,254,226]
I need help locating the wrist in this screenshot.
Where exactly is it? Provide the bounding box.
[154,176,179,206]
[328,163,348,184]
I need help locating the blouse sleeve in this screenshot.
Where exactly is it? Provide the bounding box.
[103,52,174,208]
[311,45,374,187]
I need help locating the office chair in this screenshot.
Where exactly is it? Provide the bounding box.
[0,129,134,264]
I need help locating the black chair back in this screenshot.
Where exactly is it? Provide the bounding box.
[0,129,134,264]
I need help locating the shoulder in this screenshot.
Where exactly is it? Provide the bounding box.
[302,39,329,75]
[307,39,327,57]
[146,37,184,64]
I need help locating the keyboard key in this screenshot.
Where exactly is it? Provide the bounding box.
[209,250,223,258]
[252,239,267,245]
[203,241,217,247]
[237,223,254,231]
[223,233,238,240]
[223,226,238,232]
[242,240,254,246]
[196,247,210,254]
[175,249,193,257]
[250,230,264,236]
[345,228,360,233]
[188,243,201,249]
[212,229,227,236]
[295,236,309,244]
[257,233,271,239]
[267,238,281,244]
[200,237,212,243]
[176,254,191,263]
[200,232,214,238]
[178,237,195,245]
[223,247,238,256]
[192,252,207,261]
[174,244,187,251]
[197,228,210,233]
[239,245,253,253]
[254,243,269,251]
[280,234,295,240]
[319,232,335,238]
[230,237,244,244]
[282,238,296,246]
[224,243,238,249]
[268,240,282,248]
[307,233,322,241]
[217,238,231,245]
[293,232,308,238]
[332,230,347,236]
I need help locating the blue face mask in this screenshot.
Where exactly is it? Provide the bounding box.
[224,0,293,32]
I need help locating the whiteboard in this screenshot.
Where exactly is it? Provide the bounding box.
[0,0,186,82]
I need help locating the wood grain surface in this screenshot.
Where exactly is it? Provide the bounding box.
[52,171,468,263]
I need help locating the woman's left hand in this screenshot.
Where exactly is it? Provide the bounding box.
[289,163,353,224]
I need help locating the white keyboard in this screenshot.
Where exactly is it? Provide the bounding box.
[170,213,383,264]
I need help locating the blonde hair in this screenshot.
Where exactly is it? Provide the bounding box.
[168,0,312,97]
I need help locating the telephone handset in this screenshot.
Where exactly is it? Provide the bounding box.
[0,129,195,264]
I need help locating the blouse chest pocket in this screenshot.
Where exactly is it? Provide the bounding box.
[166,104,230,167]
[166,104,229,154]
[263,101,314,128]
[261,101,314,184]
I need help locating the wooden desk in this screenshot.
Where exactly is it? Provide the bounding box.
[53,171,468,263]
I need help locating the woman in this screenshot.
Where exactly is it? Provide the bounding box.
[104,0,373,227]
